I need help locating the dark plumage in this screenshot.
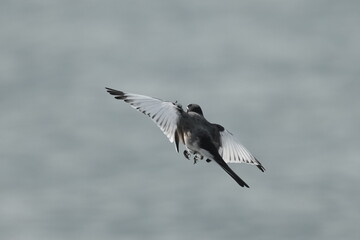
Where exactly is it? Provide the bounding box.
[106,87,265,188]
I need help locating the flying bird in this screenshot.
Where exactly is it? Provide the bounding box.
[106,88,265,188]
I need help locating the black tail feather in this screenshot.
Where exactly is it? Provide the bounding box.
[200,138,249,188]
[217,158,250,188]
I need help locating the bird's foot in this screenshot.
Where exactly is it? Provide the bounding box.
[183,150,191,160]
[193,153,204,164]
[184,150,205,164]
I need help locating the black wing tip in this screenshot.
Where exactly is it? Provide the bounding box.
[254,157,265,172]
[105,87,126,100]
[257,164,266,172]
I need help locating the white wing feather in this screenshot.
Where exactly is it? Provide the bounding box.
[107,89,181,143]
[219,129,262,167]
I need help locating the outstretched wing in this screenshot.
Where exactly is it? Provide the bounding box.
[106,88,183,148]
[218,128,265,172]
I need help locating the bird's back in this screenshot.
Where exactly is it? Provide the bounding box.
[179,112,221,150]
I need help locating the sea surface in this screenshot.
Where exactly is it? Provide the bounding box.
[1,1,359,239]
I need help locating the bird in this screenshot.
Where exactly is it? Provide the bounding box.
[105,87,265,188]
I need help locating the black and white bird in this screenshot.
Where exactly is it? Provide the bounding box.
[106,88,265,188]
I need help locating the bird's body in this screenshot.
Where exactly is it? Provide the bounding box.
[106,88,265,188]
[178,110,221,151]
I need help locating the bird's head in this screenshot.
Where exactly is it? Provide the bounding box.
[186,104,203,116]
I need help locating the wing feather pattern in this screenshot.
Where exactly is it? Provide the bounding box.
[219,129,265,172]
[106,88,182,146]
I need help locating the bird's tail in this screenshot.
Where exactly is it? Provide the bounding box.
[214,154,250,188]
[200,138,249,188]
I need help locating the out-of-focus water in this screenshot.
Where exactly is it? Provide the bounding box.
[1,1,359,239]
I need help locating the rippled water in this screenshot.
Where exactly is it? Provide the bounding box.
[1,1,359,239]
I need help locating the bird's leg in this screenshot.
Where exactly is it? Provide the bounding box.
[193,156,198,165]
[184,149,204,164]
[193,153,204,164]
[183,150,191,160]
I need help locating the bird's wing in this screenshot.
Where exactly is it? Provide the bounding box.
[219,129,265,172]
[106,88,183,146]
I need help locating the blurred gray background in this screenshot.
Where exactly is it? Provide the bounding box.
[1,0,359,239]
